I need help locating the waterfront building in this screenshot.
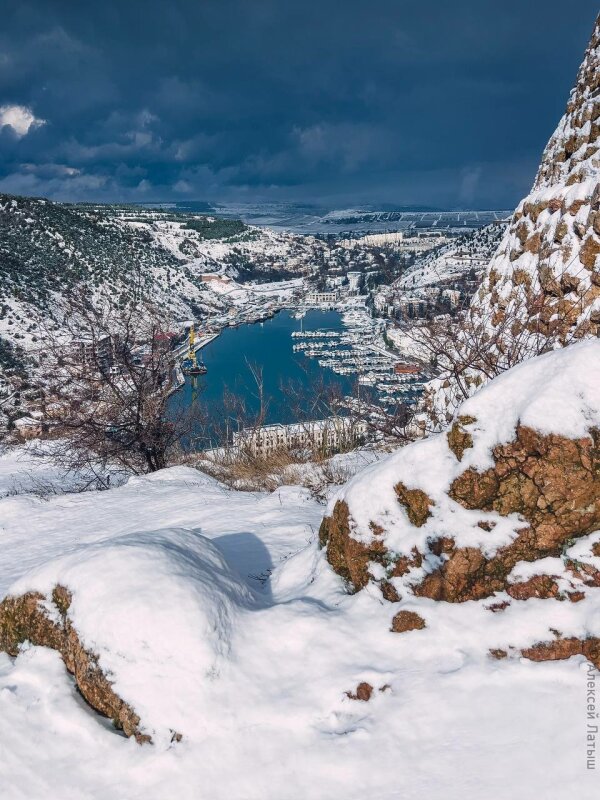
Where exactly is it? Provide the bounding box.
[232,417,368,457]
[306,290,339,305]
[394,363,421,375]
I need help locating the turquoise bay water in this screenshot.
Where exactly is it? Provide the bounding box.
[174,310,356,448]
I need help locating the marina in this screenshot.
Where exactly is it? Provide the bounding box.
[287,307,425,409]
[173,306,426,447]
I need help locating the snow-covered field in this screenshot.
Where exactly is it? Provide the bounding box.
[0,438,597,798]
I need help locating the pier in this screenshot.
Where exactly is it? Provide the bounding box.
[173,331,219,361]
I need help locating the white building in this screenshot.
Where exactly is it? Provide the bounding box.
[306,290,339,305]
[340,232,404,248]
[442,289,461,307]
[233,417,368,457]
[374,290,392,313]
[347,271,363,294]
[326,276,345,289]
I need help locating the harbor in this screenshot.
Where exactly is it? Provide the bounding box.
[172,306,427,448]
[288,308,425,408]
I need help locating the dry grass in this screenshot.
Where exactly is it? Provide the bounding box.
[190,442,365,495]
[195,445,311,491]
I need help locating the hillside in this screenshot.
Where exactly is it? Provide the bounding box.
[0,340,598,798]
[0,193,321,307]
[0,194,331,365]
[396,221,506,292]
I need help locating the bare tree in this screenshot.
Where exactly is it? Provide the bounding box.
[281,369,413,451]
[400,268,597,430]
[39,290,203,476]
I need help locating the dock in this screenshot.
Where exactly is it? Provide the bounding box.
[172,332,219,360]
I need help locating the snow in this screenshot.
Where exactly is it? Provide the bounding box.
[12,527,254,747]
[0,442,127,498]
[334,339,600,558]
[1,336,599,798]
[457,338,600,466]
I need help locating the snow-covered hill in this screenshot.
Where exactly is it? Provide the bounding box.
[397,222,506,291]
[0,342,599,797]
[0,194,334,395]
[0,195,323,342]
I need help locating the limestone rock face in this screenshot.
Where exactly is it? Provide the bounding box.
[425,14,600,426]
[320,340,600,666]
[479,13,600,342]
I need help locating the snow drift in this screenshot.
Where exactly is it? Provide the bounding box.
[1,527,254,746]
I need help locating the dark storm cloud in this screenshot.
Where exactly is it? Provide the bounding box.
[0,0,597,207]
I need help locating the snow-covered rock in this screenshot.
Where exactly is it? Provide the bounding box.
[321,339,600,598]
[2,527,254,746]
[321,336,600,667]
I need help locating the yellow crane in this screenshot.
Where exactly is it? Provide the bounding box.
[188,324,196,363]
[182,324,207,376]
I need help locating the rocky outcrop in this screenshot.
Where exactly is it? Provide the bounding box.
[0,585,150,743]
[480,12,600,341]
[521,636,600,668]
[320,340,600,665]
[424,14,600,427]
[346,682,374,701]
[319,500,388,592]
[321,423,599,602]
[390,611,426,633]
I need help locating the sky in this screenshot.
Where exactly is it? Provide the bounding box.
[0,1,597,210]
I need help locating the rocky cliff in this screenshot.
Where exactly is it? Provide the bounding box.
[425,14,600,427]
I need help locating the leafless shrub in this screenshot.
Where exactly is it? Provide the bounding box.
[36,289,205,475]
[403,273,595,430]
[281,367,414,448]
[198,445,302,492]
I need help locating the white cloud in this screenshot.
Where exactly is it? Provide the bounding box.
[0,104,46,138]
[173,179,193,193]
